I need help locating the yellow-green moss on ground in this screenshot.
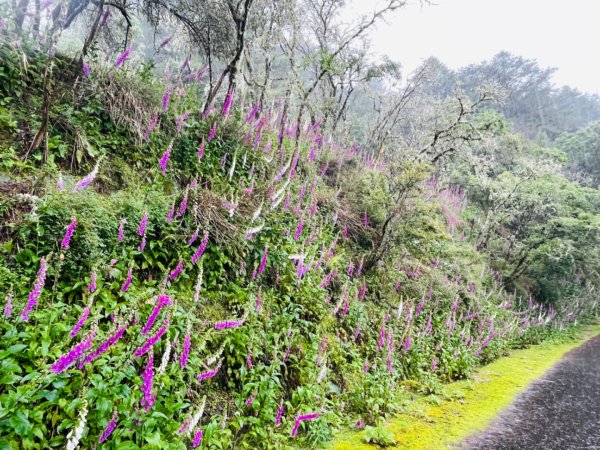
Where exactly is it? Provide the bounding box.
[330,325,600,450]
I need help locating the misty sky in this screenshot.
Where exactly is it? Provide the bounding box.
[349,0,600,94]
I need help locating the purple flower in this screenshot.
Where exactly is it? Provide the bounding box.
[121,267,133,292]
[100,8,110,26]
[255,287,262,314]
[159,34,174,49]
[309,144,316,162]
[51,332,96,373]
[188,228,200,245]
[60,216,77,250]
[115,47,131,68]
[21,258,47,322]
[162,86,171,111]
[191,230,209,265]
[222,87,234,118]
[291,412,319,437]
[169,260,183,281]
[70,305,91,337]
[257,244,268,277]
[193,429,203,447]
[246,392,257,407]
[82,324,128,365]
[88,271,97,293]
[431,356,437,373]
[207,122,217,142]
[404,334,411,352]
[118,219,126,243]
[180,328,191,369]
[176,192,188,218]
[134,319,169,358]
[141,295,171,335]
[294,220,303,241]
[98,411,118,443]
[159,142,172,175]
[245,102,260,123]
[214,320,244,330]
[82,62,90,77]
[275,401,284,427]
[197,360,222,381]
[4,292,13,318]
[139,234,147,251]
[198,141,205,160]
[140,351,155,411]
[137,213,148,239]
[166,205,175,223]
[144,114,158,140]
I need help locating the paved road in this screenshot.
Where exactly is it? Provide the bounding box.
[463,335,600,450]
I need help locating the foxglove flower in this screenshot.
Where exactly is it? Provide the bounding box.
[191,230,209,265]
[82,62,90,77]
[246,392,257,407]
[207,122,217,142]
[140,351,155,411]
[166,204,175,223]
[51,331,95,373]
[115,47,131,68]
[138,211,148,236]
[61,216,77,250]
[72,160,100,192]
[159,142,173,175]
[291,412,318,437]
[169,260,183,280]
[275,400,284,427]
[144,113,158,140]
[197,141,205,160]
[197,360,222,381]
[180,325,191,369]
[83,323,128,365]
[214,319,244,330]
[188,396,206,435]
[193,429,203,448]
[98,410,118,444]
[121,266,133,292]
[21,258,47,322]
[257,244,268,277]
[141,295,171,335]
[222,87,234,119]
[117,218,126,243]
[176,191,188,217]
[294,220,303,241]
[4,292,12,318]
[70,303,91,338]
[56,173,64,191]
[134,319,169,357]
[88,270,97,293]
[162,85,171,110]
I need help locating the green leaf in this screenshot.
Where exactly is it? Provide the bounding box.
[10,411,32,437]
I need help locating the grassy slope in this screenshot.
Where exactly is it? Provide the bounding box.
[330,324,600,450]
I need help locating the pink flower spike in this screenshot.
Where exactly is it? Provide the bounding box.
[159,142,173,175]
[193,429,203,448]
[291,412,319,437]
[169,260,183,280]
[61,216,77,250]
[191,230,209,265]
[98,411,118,444]
[197,360,222,381]
[121,267,133,292]
[115,47,131,68]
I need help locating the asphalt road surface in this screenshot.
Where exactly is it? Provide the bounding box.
[463,334,600,450]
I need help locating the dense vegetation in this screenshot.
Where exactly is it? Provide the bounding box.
[1,1,600,449]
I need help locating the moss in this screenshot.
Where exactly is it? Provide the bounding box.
[330,324,600,450]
